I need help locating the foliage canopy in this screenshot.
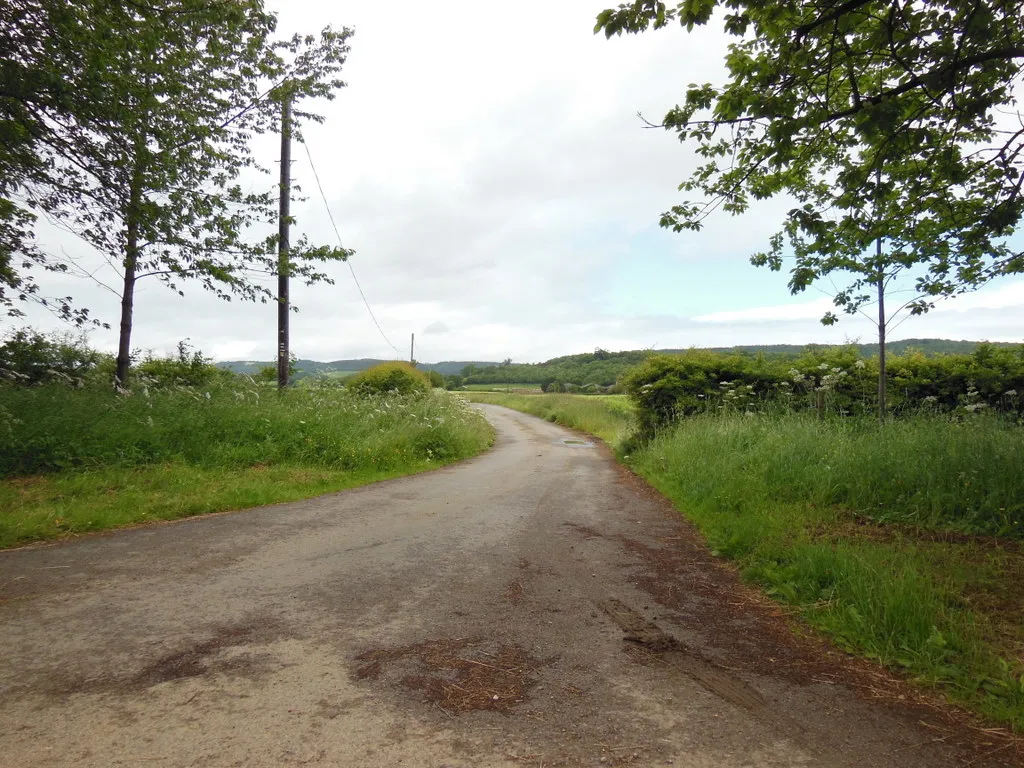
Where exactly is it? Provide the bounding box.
[1,1,354,382]
[596,1,1024,317]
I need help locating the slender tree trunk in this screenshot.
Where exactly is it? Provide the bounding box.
[115,132,148,387]
[115,237,138,386]
[876,240,887,423]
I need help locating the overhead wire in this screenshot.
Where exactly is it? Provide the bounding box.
[300,137,404,359]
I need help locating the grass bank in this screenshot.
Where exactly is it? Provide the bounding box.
[0,383,492,548]
[632,413,1024,729]
[466,392,634,446]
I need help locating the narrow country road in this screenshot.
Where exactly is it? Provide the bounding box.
[0,405,1005,767]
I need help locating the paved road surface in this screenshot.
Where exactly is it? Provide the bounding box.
[0,405,999,766]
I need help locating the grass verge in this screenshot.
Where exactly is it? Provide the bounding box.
[0,383,492,548]
[632,413,1024,730]
[0,462,439,548]
[466,392,634,446]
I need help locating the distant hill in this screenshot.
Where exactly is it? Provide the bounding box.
[694,338,1022,358]
[454,339,1024,388]
[216,358,500,380]
[217,339,1021,385]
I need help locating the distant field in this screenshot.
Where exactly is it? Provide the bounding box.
[465,392,634,446]
[463,383,542,393]
[307,370,359,380]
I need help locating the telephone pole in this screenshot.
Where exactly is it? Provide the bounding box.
[277,93,292,390]
[410,332,415,365]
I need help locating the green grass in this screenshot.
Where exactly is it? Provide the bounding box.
[466,392,634,447]
[463,383,543,393]
[0,383,492,548]
[631,412,1024,729]
[0,462,439,547]
[304,369,359,381]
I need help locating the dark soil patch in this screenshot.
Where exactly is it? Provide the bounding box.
[504,579,525,605]
[354,637,553,714]
[130,619,284,688]
[54,616,287,696]
[561,522,603,540]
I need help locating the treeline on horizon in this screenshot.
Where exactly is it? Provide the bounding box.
[455,339,1023,388]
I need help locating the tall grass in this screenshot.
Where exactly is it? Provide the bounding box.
[0,381,493,547]
[631,412,1024,728]
[636,413,1024,537]
[465,392,634,446]
[0,380,490,476]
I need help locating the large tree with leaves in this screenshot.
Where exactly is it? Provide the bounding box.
[0,0,108,325]
[597,0,1024,417]
[3,0,353,383]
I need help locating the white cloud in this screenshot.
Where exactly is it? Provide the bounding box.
[694,298,835,324]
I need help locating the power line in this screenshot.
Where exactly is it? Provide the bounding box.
[301,138,403,359]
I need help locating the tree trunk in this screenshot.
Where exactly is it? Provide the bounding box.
[876,241,887,423]
[114,237,138,387]
[115,143,147,387]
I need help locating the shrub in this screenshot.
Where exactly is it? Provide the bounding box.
[425,370,445,388]
[622,345,1024,437]
[346,362,430,396]
[136,340,230,387]
[0,328,106,385]
[623,351,780,436]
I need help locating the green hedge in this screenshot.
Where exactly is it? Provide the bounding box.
[623,344,1024,435]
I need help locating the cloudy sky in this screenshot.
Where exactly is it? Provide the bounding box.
[19,0,1024,363]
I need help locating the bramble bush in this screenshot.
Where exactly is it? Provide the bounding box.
[0,328,107,385]
[135,340,233,388]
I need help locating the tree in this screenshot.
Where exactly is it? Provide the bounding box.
[3,1,353,384]
[0,1,114,326]
[597,1,1024,418]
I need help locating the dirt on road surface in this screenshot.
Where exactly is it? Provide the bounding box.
[0,404,1017,767]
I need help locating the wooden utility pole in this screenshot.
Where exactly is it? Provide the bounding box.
[277,94,292,390]
[410,333,415,365]
[877,239,887,422]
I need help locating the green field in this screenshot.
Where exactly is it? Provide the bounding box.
[463,382,543,393]
[466,392,633,446]
[305,369,359,380]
